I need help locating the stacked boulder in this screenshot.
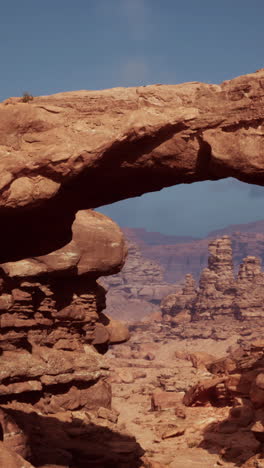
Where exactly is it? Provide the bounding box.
[0,210,129,414]
[193,236,236,319]
[161,235,264,322]
[234,256,264,320]
[161,274,196,323]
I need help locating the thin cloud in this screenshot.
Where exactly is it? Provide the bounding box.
[119,0,152,40]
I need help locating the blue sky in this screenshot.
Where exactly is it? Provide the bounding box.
[1,1,264,236]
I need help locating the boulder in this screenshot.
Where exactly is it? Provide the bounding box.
[151,390,183,411]
[0,442,34,468]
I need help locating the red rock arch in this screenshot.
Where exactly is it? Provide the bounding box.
[0,69,263,261]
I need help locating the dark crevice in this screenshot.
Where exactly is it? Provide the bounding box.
[96,121,188,168]
[221,117,264,132]
[195,135,213,177]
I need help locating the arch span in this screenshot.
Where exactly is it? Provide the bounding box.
[0,69,263,261]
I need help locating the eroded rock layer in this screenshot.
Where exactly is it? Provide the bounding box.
[0,210,128,415]
[162,235,264,321]
[0,69,263,261]
[0,69,264,466]
[102,241,178,321]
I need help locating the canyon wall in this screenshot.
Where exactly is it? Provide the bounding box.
[102,241,178,321]
[124,225,264,283]
[162,235,264,322]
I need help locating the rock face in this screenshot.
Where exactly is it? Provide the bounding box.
[162,235,264,321]
[124,222,264,284]
[102,241,178,321]
[183,338,264,464]
[161,274,196,323]
[234,256,264,320]
[0,70,263,466]
[193,236,236,319]
[0,210,128,415]
[0,69,263,261]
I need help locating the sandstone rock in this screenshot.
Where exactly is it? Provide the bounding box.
[162,235,264,322]
[160,274,196,322]
[234,256,264,320]
[0,70,264,468]
[117,369,134,384]
[250,375,264,408]
[193,236,235,319]
[0,210,127,417]
[0,70,263,263]
[174,405,186,419]
[151,390,183,411]
[105,317,130,343]
[161,425,185,439]
[183,377,227,407]
[0,409,30,460]
[242,454,264,468]
[188,352,216,369]
[125,226,264,285]
[0,441,34,468]
[2,210,126,279]
[102,241,177,322]
[97,406,119,423]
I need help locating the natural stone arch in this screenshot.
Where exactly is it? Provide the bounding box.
[0,69,263,261]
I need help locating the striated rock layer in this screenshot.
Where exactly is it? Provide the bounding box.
[0,69,263,465]
[125,226,264,284]
[0,210,128,416]
[0,69,263,261]
[162,235,264,322]
[102,241,178,321]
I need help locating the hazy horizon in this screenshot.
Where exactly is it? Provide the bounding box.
[98,178,264,237]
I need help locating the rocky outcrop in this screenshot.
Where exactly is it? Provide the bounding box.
[0,69,263,466]
[162,235,264,321]
[0,69,263,261]
[102,242,177,321]
[183,339,264,464]
[161,274,196,323]
[193,236,235,319]
[124,223,264,284]
[0,210,128,416]
[234,256,264,320]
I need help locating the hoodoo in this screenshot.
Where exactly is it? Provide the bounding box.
[162,235,264,321]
